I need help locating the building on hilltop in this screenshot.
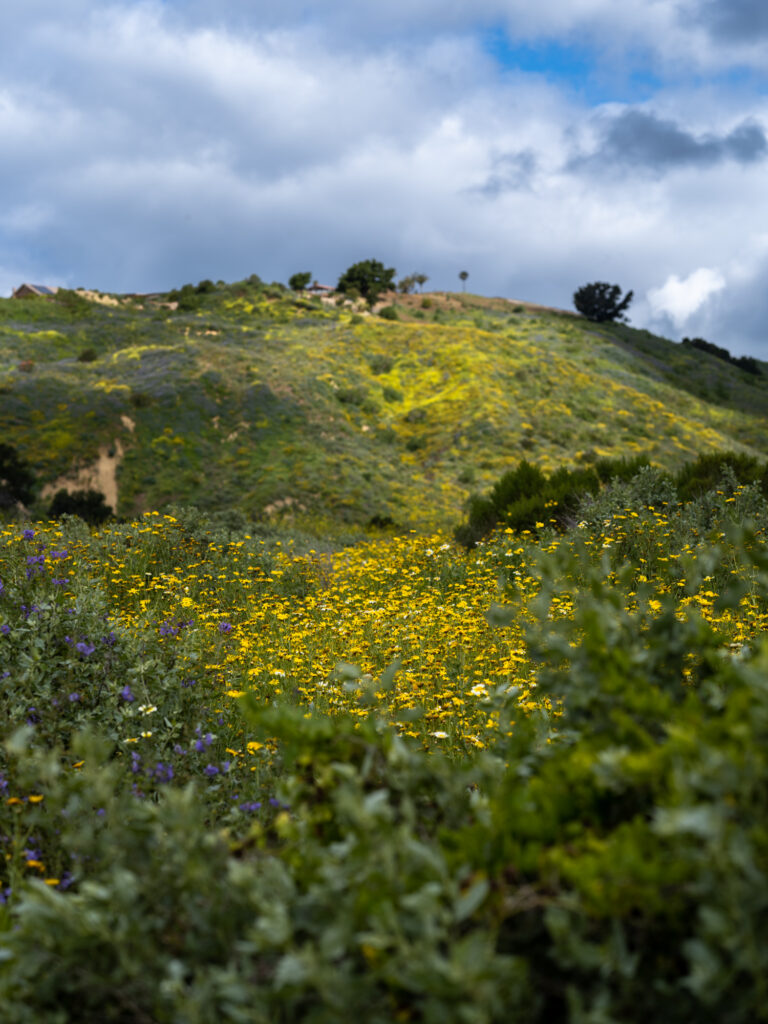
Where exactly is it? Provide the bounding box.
[12,284,59,299]
[305,282,334,295]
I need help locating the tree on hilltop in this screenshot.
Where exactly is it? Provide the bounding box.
[573,282,633,323]
[289,272,312,291]
[459,270,469,292]
[338,259,396,306]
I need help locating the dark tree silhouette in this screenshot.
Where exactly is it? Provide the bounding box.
[48,488,112,525]
[0,444,35,509]
[459,271,469,292]
[573,282,633,322]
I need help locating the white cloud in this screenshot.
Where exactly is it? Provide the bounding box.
[646,268,726,327]
[0,2,766,357]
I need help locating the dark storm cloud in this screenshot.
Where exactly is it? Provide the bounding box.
[691,0,768,42]
[470,150,538,197]
[573,110,767,173]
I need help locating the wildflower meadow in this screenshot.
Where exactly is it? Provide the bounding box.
[1,459,768,1021]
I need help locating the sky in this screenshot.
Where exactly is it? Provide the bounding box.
[2,1,768,356]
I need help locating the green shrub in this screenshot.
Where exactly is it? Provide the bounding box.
[48,489,112,525]
[674,450,768,502]
[455,460,601,547]
[367,354,393,375]
[378,305,399,321]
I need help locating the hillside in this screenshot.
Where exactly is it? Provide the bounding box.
[1,280,766,528]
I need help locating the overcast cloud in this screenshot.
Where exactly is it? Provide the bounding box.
[1,0,767,357]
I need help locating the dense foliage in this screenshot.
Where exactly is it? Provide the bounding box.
[337,259,396,305]
[289,272,312,291]
[457,450,768,547]
[682,336,762,376]
[573,282,633,323]
[0,460,767,1019]
[0,445,36,510]
[48,488,112,525]
[455,455,650,547]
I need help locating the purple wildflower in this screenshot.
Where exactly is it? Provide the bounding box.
[75,641,95,657]
[119,684,135,703]
[193,729,213,753]
[1,624,10,635]
[152,763,174,783]
[204,764,219,777]
[130,752,142,775]
[68,692,80,703]
[50,550,68,560]
[173,744,186,755]
[22,529,35,540]
[218,621,233,634]
[239,801,262,813]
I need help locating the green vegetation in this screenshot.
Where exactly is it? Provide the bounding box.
[683,335,762,376]
[573,281,634,322]
[337,259,396,306]
[457,450,768,547]
[0,445,36,511]
[1,462,767,1019]
[288,271,312,291]
[1,277,767,533]
[48,488,113,525]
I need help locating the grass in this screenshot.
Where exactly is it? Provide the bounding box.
[1,281,766,527]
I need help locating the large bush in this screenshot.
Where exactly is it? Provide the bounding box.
[455,459,605,547]
[48,488,112,525]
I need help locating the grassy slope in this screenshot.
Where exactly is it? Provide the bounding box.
[1,285,766,529]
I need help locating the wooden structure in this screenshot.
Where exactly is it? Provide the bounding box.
[12,283,59,299]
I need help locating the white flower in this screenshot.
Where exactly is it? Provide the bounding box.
[430,730,448,739]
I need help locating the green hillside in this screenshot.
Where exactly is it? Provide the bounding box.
[1,280,766,528]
